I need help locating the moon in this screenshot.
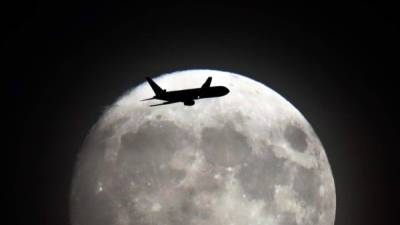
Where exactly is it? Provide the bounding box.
[70,69,336,225]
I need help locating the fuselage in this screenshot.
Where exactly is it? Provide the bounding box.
[156,86,229,101]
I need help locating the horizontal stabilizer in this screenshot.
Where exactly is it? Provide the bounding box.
[141,97,155,101]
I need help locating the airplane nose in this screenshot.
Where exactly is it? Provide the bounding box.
[224,87,230,95]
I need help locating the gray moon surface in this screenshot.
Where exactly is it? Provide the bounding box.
[70,70,336,225]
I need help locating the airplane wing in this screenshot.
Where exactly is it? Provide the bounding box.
[149,101,180,107]
[201,77,212,88]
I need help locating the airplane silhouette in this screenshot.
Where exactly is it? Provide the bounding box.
[142,77,229,106]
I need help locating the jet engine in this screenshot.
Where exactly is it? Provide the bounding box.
[184,100,195,106]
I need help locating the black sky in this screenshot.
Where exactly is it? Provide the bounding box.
[7,3,397,225]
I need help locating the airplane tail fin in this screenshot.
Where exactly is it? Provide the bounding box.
[201,77,212,88]
[146,77,165,96]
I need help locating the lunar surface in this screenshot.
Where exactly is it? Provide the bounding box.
[70,70,336,225]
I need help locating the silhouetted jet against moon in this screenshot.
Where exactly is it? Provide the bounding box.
[142,77,230,106]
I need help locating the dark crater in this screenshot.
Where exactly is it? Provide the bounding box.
[200,123,251,167]
[118,120,194,191]
[293,165,320,206]
[284,124,308,152]
[236,148,288,202]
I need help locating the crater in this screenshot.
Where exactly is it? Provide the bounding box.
[284,125,308,152]
[236,148,288,203]
[117,120,194,191]
[293,165,320,205]
[200,123,251,167]
[165,186,212,224]
[277,212,297,225]
[93,116,130,141]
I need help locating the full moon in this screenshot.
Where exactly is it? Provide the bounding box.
[70,70,336,225]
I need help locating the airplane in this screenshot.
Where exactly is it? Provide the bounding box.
[142,77,230,106]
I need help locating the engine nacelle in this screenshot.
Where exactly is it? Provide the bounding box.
[183,100,195,106]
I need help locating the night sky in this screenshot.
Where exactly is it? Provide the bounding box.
[7,3,397,225]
